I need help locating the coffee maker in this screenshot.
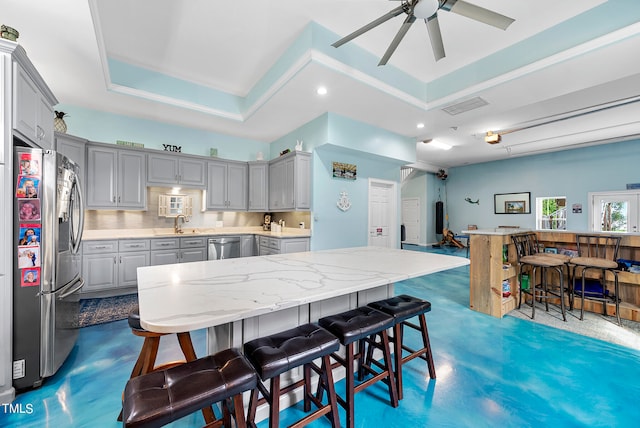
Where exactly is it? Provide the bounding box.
[263,213,272,231]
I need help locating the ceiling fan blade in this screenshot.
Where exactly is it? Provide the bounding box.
[332,5,407,48]
[443,0,514,30]
[425,15,445,61]
[379,14,416,66]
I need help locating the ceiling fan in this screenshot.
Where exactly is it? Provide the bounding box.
[332,0,515,66]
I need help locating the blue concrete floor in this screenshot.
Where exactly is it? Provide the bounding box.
[2,246,639,427]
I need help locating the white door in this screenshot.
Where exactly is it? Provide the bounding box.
[402,198,420,244]
[590,191,640,233]
[368,179,397,248]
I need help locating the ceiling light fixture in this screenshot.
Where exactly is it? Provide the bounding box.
[417,123,425,129]
[422,139,452,150]
[316,86,327,95]
[485,131,501,144]
[413,0,440,19]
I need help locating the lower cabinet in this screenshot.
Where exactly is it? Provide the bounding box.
[150,236,207,265]
[82,239,150,295]
[258,236,310,256]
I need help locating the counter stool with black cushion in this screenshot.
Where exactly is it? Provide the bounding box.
[244,323,341,428]
[122,348,258,428]
[512,234,567,322]
[571,234,622,325]
[318,306,398,428]
[367,294,435,400]
[118,307,215,423]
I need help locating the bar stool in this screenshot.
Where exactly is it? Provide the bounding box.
[367,294,436,400]
[122,348,257,428]
[512,234,567,321]
[570,234,622,325]
[244,323,341,428]
[318,306,398,428]
[118,307,215,423]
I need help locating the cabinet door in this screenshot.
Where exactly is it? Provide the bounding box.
[282,157,296,210]
[82,253,118,292]
[13,63,39,143]
[268,160,285,210]
[179,158,206,188]
[240,235,255,257]
[227,162,248,210]
[280,238,310,254]
[118,151,146,209]
[295,154,311,209]
[56,134,87,200]
[180,248,206,263]
[37,96,54,150]
[119,252,150,288]
[206,161,227,209]
[248,162,268,211]
[150,250,180,266]
[147,154,179,186]
[86,146,117,208]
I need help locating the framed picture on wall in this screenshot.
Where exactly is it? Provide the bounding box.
[505,200,526,213]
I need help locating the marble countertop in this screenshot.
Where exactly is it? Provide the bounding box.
[136,246,470,333]
[83,226,311,240]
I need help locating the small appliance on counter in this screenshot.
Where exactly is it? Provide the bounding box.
[263,213,272,231]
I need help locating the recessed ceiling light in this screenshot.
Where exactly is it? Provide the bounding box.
[417,123,425,129]
[316,86,327,95]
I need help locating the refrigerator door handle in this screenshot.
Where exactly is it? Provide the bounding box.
[58,276,85,300]
[70,176,85,254]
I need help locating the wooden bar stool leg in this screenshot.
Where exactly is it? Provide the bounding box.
[379,330,398,409]
[419,314,436,379]
[269,376,280,428]
[345,342,356,428]
[232,393,248,428]
[393,323,404,400]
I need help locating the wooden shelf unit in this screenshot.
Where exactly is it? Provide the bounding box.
[469,233,520,318]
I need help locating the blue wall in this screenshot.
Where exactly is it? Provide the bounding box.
[441,139,640,234]
[56,105,269,161]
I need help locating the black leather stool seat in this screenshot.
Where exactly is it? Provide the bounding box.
[244,323,341,428]
[367,294,436,400]
[318,306,395,345]
[244,323,339,380]
[128,308,146,331]
[122,348,257,428]
[368,294,431,323]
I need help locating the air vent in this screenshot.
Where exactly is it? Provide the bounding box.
[442,97,489,115]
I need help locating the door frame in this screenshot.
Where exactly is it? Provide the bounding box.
[368,178,398,248]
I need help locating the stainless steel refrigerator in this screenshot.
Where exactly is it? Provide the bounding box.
[13,147,85,390]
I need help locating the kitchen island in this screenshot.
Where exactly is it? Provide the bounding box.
[136,246,468,421]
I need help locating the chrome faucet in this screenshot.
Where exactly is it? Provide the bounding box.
[174,214,188,234]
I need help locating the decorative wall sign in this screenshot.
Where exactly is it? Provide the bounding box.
[162,144,182,152]
[337,191,352,211]
[572,203,582,213]
[333,162,357,180]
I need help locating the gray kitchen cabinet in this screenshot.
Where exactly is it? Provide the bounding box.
[150,236,206,265]
[81,239,150,294]
[258,236,309,255]
[147,153,206,188]
[241,235,256,257]
[13,62,55,150]
[55,133,87,199]
[248,161,268,211]
[206,159,247,210]
[86,145,146,210]
[268,151,311,211]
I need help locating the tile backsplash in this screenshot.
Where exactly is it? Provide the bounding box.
[84,187,310,231]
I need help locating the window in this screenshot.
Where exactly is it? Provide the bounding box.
[589,191,639,232]
[536,196,567,230]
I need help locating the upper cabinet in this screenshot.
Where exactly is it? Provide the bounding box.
[269,151,311,211]
[86,145,146,210]
[248,161,269,212]
[206,159,248,210]
[12,58,56,150]
[147,153,206,188]
[55,132,87,200]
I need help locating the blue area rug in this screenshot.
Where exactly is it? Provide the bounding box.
[78,294,138,327]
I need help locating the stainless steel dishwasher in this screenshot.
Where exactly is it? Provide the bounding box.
[207,236,241,260]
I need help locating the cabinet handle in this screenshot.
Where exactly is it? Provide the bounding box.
[159,243,170,247]
[113,196,116,203]
[94,245,108,249]
[114,257,117,264]
[119,256,122,263]
[118,196,121,203]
